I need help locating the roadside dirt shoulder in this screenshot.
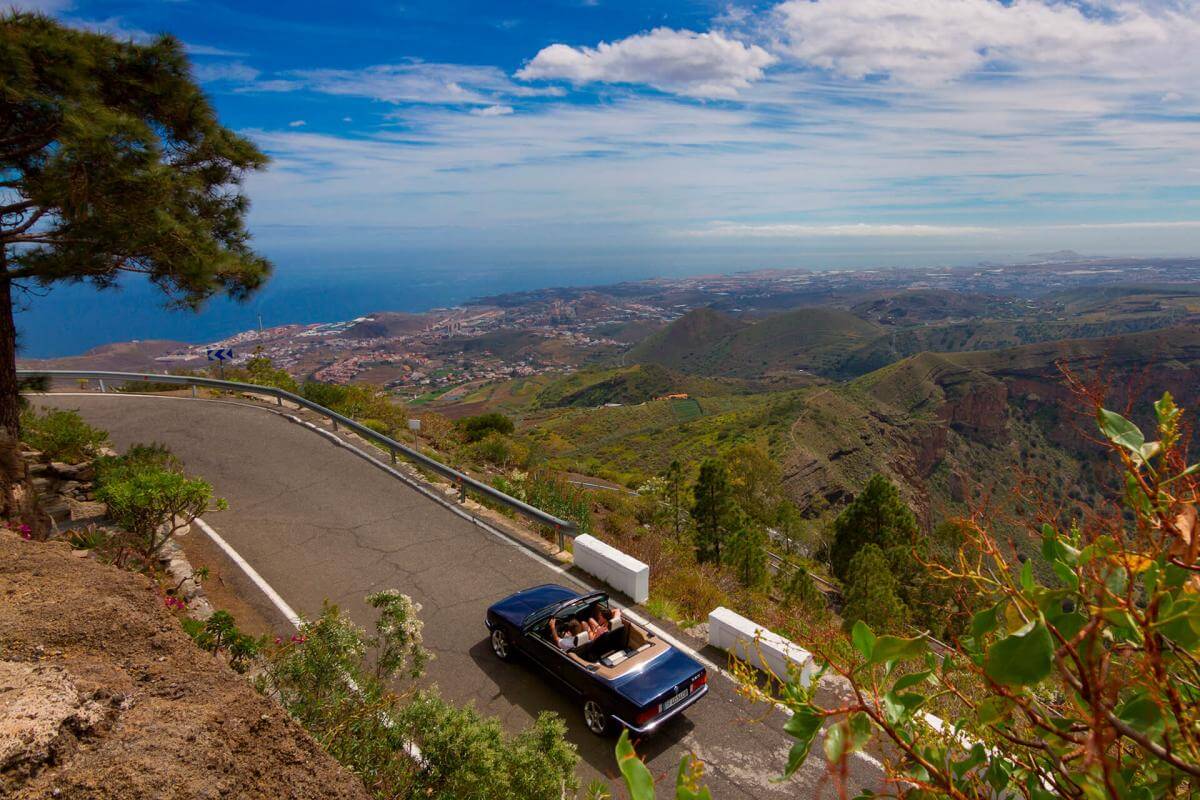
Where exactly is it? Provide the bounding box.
[0,532,371,800]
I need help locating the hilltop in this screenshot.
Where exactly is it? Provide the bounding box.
[628,306,878,382]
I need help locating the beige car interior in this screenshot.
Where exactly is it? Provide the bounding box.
[542,602,670,679]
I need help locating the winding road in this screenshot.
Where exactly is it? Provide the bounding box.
[34,392,883,798]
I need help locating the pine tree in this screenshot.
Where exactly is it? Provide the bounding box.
[726,443,782,526]
[724,520,769,589]
[840,543,909,633]
[829,474,919,581]
[779,563,825,613]
[691,458,735,563]
[0,14,270,436]
[665,459,684,537]
[774,500,805,556]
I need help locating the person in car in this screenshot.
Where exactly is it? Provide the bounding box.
[584,606,621,637]
[549,618,589,651]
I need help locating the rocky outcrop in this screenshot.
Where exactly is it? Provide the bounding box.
[0,661,116,788]
[939,378,1009,444]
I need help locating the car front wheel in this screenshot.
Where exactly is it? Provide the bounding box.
[583,699,611,736]
[491,628,513,661]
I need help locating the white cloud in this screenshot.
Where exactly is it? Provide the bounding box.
[185,43,247,57]
[686,222,1000,237]
[62,15,154,42]
[193,61,260,84]
[266,62,561,106]
[6,0,73,12]
[471,104,515,117]
[768,0,1193,86]
[684,219,1200,238]
[288,120,306,127]
[516,27,775,98]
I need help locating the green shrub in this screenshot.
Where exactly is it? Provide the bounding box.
[19,407,109,462]
[470,432,529,469]
[115,379,187,393]
[242,354,299,393]
[301,381,405,431]
[182,610,263,673]
[260,593,577,800]
[95,441,181,488]
[457,412,514,443]
[397,693,579,800]
[360,418,392,437]
[66,525,110,551]
[778,562,825,613]
[301,380,352,409]
[492,470,591,535]
[97,467,223,558]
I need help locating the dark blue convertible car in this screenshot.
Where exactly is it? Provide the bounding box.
[485,584,708,736]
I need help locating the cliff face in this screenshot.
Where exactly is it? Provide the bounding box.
[0,533,371,800]
[939,379,1009,443]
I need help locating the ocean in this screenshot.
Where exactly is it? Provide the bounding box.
[16,261,659,359]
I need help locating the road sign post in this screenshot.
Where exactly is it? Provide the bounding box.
[206,347,234,380]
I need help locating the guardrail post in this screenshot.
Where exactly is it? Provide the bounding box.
[389,448,397,465]
[331,419,338,431]
[98,379,106,393]
[276,395,282,406]
[191,384,197,399]
[556,524,565,552]
[457,477,467,503]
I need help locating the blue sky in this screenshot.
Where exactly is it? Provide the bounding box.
[15,0,1200,269]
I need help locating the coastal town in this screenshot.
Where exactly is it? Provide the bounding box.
[28,256,1200,401]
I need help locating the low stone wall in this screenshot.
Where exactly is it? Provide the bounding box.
[572,534,649,603]
[707,606,817,686]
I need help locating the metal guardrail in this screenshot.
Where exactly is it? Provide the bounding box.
[19,369,579,548]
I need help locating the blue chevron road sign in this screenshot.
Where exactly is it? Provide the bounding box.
[206,348,234,362]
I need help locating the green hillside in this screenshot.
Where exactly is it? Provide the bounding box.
[628,306,880,380]
[625,307,747,372]
[533,363,733,408]
[519,324,1200,526]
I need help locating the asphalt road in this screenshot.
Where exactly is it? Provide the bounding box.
[36,393,883,798]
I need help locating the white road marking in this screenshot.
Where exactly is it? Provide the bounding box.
[193,516,303,630]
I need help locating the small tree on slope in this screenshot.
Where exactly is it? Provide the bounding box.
[829,473,919,581]
[839,542,909,634]
[691,457,736,564]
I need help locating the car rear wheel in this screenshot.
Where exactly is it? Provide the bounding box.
[583,699,611,736]
[491,628,513,661]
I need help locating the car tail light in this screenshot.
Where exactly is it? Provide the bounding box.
[634,704,660,726]
[691,672,707,691]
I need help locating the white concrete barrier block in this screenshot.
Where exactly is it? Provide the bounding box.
[573,534,650,604]
[707,606,816,686]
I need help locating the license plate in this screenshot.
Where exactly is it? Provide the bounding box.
[661,687,690,711]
